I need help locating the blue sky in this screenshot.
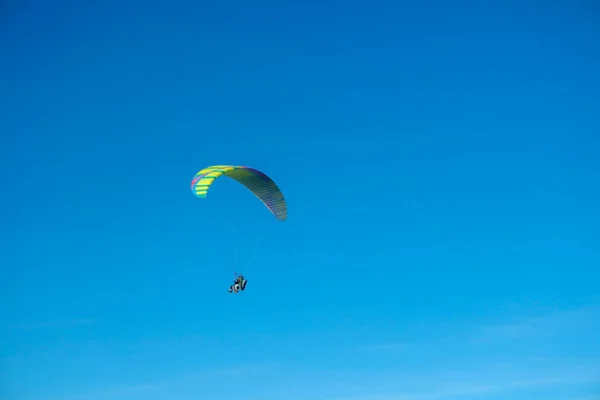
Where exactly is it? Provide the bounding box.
[1,0,599,399]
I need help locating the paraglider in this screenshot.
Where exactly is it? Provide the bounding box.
[190,165,287,293]
[228,273,248,293]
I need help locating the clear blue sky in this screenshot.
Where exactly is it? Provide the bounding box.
[1,0,599,399]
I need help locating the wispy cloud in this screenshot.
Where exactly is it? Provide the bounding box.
[16,318,99,331]
[413,375,597,399]
[357,301,600,356]
[340,302,600,400]
[330,368,599,400]
[39,383,160,400]
[473,303,600,343]
[34,362,280,400]
[359,342,408,352]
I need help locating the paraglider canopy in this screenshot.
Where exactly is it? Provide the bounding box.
[190,165,287,221]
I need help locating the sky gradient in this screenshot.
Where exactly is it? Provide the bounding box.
[2,0,600,399]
